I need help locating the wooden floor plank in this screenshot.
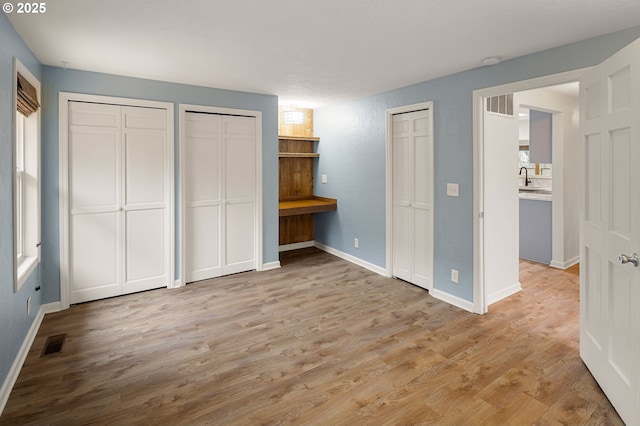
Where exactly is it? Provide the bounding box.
[1,249,622,425]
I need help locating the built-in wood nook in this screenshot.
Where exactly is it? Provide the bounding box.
[278,107,337,246]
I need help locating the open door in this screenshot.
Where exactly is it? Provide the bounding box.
[580,37,640,424]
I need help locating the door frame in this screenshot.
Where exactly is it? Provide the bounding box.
[472,69,588,314]
[178,104,263,287]
[59,92,175,310]
[385,101,434,286]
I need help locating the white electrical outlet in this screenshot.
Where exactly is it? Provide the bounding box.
[447,183,459,197]
[451,269,459,284]
[354,238,359,248]
[27,296,32,315]
[321,174,328,184]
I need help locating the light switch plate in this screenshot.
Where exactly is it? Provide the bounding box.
[447,183,459,197]
[321,174,328,184]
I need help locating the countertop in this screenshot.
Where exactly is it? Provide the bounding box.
[519,188,552,201]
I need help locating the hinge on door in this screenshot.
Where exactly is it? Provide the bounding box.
[479,212,484,219]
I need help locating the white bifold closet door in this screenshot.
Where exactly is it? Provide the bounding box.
[68,102,170,303]
[185,112,256,283]
[392,108,433,290]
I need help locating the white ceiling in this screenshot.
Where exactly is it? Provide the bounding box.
[8,0,640,107]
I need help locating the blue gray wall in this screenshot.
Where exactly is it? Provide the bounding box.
[0,13,43,396]
[314,26,640,302]
[40,67,279,303]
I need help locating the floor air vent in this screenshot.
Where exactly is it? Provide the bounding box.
[41,334,66,356]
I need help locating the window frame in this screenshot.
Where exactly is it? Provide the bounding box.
[14,59,41,292]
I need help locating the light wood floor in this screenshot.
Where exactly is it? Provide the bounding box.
[2,248,622,425]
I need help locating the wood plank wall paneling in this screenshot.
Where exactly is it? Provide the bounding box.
[279,215,314,245]
[278,157,314,201]
[278,106,313,138]
[0,250,621,424]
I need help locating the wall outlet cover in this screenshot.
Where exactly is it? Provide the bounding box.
[447,183,459,197]
[451,269,459,283]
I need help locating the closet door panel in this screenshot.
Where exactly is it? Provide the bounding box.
[70,212,120,303]
[69,128,119,212]
[185,112,223,282]
[124,209,166,292]
[187,205,222,282]
[225,202,255,272]
[186,135,221,203]
[68,102,122,303]
[224,116,256,202]
[124,132,166,206]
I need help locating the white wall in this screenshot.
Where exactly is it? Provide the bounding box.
[518,87,580,268]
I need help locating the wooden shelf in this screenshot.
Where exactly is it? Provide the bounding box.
[279,197,337,217]
[278,135,320,142]
[279,152,320,158]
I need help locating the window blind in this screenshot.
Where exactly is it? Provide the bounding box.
[17,72,40,116]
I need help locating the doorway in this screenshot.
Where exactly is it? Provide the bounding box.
[472,69,586,314]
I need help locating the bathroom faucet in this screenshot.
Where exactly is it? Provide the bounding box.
[519,167,531,186]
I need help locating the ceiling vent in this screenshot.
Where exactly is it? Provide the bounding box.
[486,93,514,116]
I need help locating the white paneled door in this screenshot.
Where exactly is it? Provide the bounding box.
[68,102,171,304]
[184,112,256,283]
[391,108,433,290]
[580,37,640,424]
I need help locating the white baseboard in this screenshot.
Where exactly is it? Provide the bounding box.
[550,256,580,270]
[0,303,49,415]
[430,288,475,313]
[262,261,281,271]
[313,242,387,276]
[486,282,522,306]
[173,279,183,288]
[279,241,315,252]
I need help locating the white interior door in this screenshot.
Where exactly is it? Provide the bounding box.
[185,112,256,283]
[483,110,521,305]
[392,108,433,290]
[580,37,640,424]
[68,102,170,303]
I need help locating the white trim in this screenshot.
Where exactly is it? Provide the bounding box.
[279,241,315,252]
[486,282,522,306]
[385,101,434,282]
[314,242,387,276]
[174,279,182,288]
[0,304,46,415]
[58,92,175,309]
[178,104,263,286]
[472,68,589,315]
[550,256,580,270]
[261,261,282,271]
[430,288,475,313]
[42,301,62,314]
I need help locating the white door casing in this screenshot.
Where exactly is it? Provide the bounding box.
[60,94,174,307]
[388,104,433,290]
[181,106,262,285]
[580,38,640,424]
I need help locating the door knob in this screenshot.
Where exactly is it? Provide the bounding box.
[618,253,639,267]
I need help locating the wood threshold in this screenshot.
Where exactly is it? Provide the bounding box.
[279,196,337,216]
